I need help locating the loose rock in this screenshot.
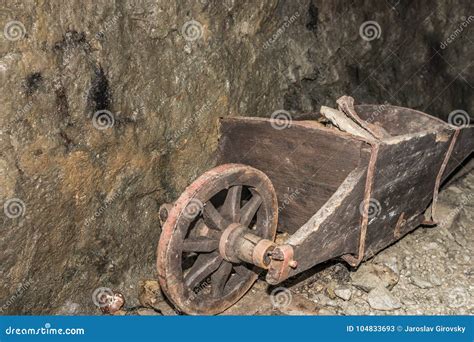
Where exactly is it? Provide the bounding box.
[351,264,399,292]
[138,280,163,308]
[367,286,402,311]
[137,308,162,316]
[410,275,433,289]
[334,287,352,301]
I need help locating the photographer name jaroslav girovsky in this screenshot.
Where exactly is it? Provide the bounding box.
[403,325,466,333]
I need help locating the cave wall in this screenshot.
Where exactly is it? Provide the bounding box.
[0,0,472,314]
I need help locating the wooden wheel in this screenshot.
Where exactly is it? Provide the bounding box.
[157,164,278,315]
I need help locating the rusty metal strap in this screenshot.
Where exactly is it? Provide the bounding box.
[430,129,460,222]
[342,143,379,267]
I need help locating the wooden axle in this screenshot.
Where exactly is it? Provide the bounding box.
[219,223,297,284]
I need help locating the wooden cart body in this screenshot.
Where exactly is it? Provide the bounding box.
[217,104,473,276]
[157,96,473,315]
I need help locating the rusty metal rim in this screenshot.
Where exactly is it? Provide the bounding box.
[156,163,278,315]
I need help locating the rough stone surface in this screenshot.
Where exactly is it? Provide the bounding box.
[334,287,352,301]
[138,280,162,308]
[0,0,472,314]
[367,286,402,311]
[351,263,399,292]
[409,275,434,289]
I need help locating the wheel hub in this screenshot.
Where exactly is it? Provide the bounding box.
[219,223,276,269]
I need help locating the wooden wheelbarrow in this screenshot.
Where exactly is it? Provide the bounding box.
[156,96,473,315]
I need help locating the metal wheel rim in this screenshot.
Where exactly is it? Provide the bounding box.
[157,164,278,315]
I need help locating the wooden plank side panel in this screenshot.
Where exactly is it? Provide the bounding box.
[217,118,367,233]
[363,130,454,255]
[287,166,368,275]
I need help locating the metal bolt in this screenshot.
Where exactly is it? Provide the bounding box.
[289,260,298,268]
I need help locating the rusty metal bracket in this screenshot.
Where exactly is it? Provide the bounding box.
[342,142,380,267]
[430,129,460,222]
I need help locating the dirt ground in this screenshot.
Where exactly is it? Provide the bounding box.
[126,164,473,316]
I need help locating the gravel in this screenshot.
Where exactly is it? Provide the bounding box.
[291,167,474,315]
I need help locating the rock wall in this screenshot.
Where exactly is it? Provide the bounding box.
[0,0,472,314]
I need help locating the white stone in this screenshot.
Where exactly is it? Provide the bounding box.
[410,275,433,289]
[367,286,402,311]
[334,287,352,301]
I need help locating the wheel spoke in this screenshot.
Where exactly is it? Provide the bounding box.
[221,185,242,222]
[184,253,222,290]
[240,193,262,227]
[203,202,229,230]
[183,236,219,253]
[211,261,233,297]
[206,228,222,240]
[234,265,252,276]
[192,219,222,240]
[225,271,249,293]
